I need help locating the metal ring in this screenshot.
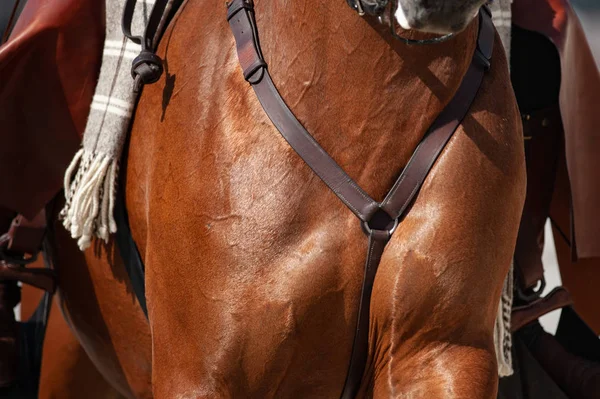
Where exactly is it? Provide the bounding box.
[361,217,399,237]
[515,278,547,303]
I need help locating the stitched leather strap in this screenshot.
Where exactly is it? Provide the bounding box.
[227,1,494,397]
[381,7,493,220]
[341,230,389,398]
[228,0,379,223]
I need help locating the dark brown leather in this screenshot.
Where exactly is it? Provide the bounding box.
[513,0,600,259]
[0,0,104,219]
[523,321,600,399]
[0,209,52,291]
[228,0,379,222]
[514,106,563,293]
[512,287,573,332]
[227,1,494,397]
[0,210,46,256]
[0,264,56,294]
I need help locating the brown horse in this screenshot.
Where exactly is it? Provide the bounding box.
[74,0,524,396]
[19,271,124,399]
[12,0,524,397]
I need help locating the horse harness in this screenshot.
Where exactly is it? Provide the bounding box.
[120,0,494,397]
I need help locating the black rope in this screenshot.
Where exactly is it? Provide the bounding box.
[122,0,172,91]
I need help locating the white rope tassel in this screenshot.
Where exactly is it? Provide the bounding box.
[61,150,116,250]
[63,148,84,205]
[107,161,118,234]
[98,160,118,241]
[494,263,514,377]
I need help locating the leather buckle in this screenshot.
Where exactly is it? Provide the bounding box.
[515,277,546,304]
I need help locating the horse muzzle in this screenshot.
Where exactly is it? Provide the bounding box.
[394,0,484,34]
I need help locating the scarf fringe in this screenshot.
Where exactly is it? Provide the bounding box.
[60,149,118,250]
[495,263,514,377]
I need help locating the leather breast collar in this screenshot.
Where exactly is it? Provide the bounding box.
[116,1,494,397]
[226,1,494,396]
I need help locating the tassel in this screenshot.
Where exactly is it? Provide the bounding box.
[494,264,514,377]
[60,149,118,250]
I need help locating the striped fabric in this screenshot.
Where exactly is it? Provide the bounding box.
[487,0,515,379]
[61,0,173,250]
[489,0,513,58]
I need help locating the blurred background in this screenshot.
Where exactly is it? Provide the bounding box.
[572,0,600,68]
[533,0,599,334]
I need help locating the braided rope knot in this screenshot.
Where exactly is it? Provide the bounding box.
[131,50,164,90]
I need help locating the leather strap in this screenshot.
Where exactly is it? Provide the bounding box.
[0,211,46,266]
[227,1,494,397]
[122,0,172,90]
[228,1,380,223]
[341,230,389,397]
[122,0,170,50]
[512,286,573,332]
[513,106,563,297]
[0,210,55,294]
[0,263,56,294]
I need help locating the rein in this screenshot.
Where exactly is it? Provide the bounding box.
[121,0,173,91]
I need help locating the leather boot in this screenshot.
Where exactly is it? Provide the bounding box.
[522,321,600,399]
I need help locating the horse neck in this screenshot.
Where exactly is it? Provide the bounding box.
[253,1,480,199]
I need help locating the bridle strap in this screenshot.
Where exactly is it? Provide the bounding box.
[122,0,171,50]
[227,1,494,397]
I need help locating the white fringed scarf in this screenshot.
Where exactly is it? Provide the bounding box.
[61,0,174,250]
